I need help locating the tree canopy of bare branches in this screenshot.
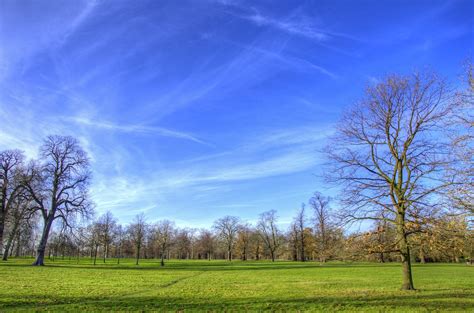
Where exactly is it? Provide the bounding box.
[325,71,454,290]
[25,135,92,266]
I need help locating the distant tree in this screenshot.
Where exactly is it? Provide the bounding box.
[354,218,398,263]
[0,150,25,258]
[325,72,454,290]
[197,229,215,260]
[213,216,240,261]
[188,228,198,260]
[25,136,92,266]
[423,214,470,263]
[257,210,281,262]
[288,222,299,261]
[373,216,392,263]
[89,222,101,265]
[129,214,147,265]
[235,224,252,261]
[154,220,174,266]
[302,228,318,260]
[72,225,89,263]
[2,197,33,261]
[114,224,125,264]
[97,211,117,262]
[250,231,263,260]
[175,228,196,259]
[309,192,332,263]
[295,203,307,262]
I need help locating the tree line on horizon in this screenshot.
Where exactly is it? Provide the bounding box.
[0,65,472,291]
[4,202,470,266]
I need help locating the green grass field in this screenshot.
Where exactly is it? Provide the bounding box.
[0,258,472,312]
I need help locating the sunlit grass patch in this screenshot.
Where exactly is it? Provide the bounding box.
[0,259,472,312]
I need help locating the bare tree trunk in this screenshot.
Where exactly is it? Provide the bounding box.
[116,246,121,264]
[397,213,415,290]
[291,233,298,261]
[379,252,385,263]
[10,241,15,257]
[93,244,98,265]
[15,234,20,258]
[135,245,140,265]
[419,249,426,264]
[33,216,54,266]
[270,250,275,262]
[103,244,107,263]
[0,210,5,259]
[469,244,473,266]
[400,244,415,290]
[300,233,305,262]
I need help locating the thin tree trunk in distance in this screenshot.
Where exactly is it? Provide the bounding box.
[2,220,19,261]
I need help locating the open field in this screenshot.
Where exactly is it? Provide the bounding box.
[0,259,472,312]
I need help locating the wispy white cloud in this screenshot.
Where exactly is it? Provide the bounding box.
[0,1,339,227]
[68,116,209,145]
[59,0,98,45]
[218,3,358,43]
[89,125,331,220]
[224,41,338,78]
[242,11,329,41]
[197,151,317,182]
[139,37,290,122]
[0,0,98,81]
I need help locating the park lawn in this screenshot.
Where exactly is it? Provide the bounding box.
[0,258,472,312]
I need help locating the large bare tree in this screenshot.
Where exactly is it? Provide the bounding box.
[326,72,453,290]
[25,136,92,266]
[0,150,25,258]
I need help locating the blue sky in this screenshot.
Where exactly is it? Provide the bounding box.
[0,0,472,228]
